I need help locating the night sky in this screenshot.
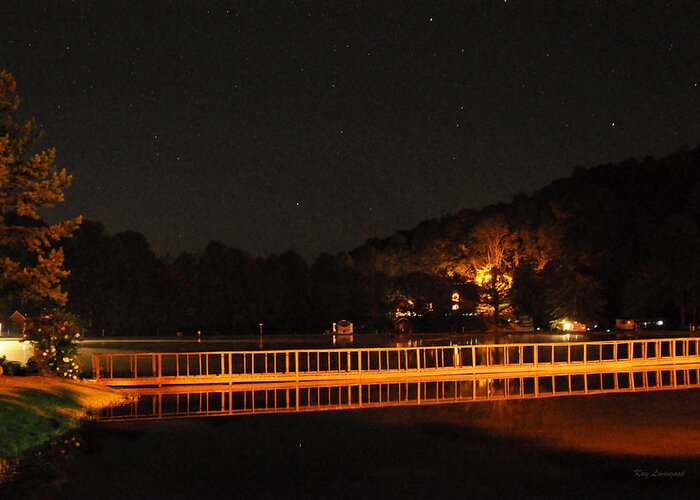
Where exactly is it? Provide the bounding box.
[2,1,699,259]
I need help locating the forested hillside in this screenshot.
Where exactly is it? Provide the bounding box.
[63,146,700,336]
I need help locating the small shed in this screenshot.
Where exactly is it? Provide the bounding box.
[333,320,354,335]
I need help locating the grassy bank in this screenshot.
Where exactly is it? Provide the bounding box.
[0,377,124,459]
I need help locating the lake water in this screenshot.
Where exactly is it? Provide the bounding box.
[5,368,700,499]
[5,332,700,498]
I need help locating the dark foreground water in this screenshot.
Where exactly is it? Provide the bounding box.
[5,387,700,500]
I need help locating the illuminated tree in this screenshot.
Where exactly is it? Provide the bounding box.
[474,265,513,319]
[466,215,518,320]
[23,308,83,379]
[0,70,81,312]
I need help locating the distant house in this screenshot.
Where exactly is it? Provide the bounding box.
[551,319,586,332]
[451,291,460,311]
[8,310,27,336]
[393,317,412,334]
[615,319,636,330]
[635,318,666,330]
[616,318,666,330]
[565,321,587,332]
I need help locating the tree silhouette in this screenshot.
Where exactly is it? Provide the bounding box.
[626,214,700,327]
[0,70,81,314]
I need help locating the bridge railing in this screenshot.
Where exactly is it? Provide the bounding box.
[91,337,700,386]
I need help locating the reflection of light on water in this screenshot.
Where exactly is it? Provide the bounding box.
[471,387,700,457]
[99,364,700,432]
[332,334,353,347]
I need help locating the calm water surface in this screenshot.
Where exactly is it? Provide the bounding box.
[6,332,700,499]
[6,382,700,499]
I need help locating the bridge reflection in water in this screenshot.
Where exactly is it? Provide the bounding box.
[97,364,700,422]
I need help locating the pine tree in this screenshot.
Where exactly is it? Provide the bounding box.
[0,70,81,313]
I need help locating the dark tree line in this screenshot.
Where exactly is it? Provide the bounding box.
[63,145,700,336]
[63,222,457,336]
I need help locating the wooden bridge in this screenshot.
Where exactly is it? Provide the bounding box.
[96,363,700,421]
[91,337,700,387]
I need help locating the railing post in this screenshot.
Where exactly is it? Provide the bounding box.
[519,345,522,366]
[295,351,299,381]
[92,354,99,380]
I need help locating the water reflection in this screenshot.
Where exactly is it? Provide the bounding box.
[98,364,700,422]
[332,334,353,347]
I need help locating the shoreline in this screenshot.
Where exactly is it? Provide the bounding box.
[0,376,125,461]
